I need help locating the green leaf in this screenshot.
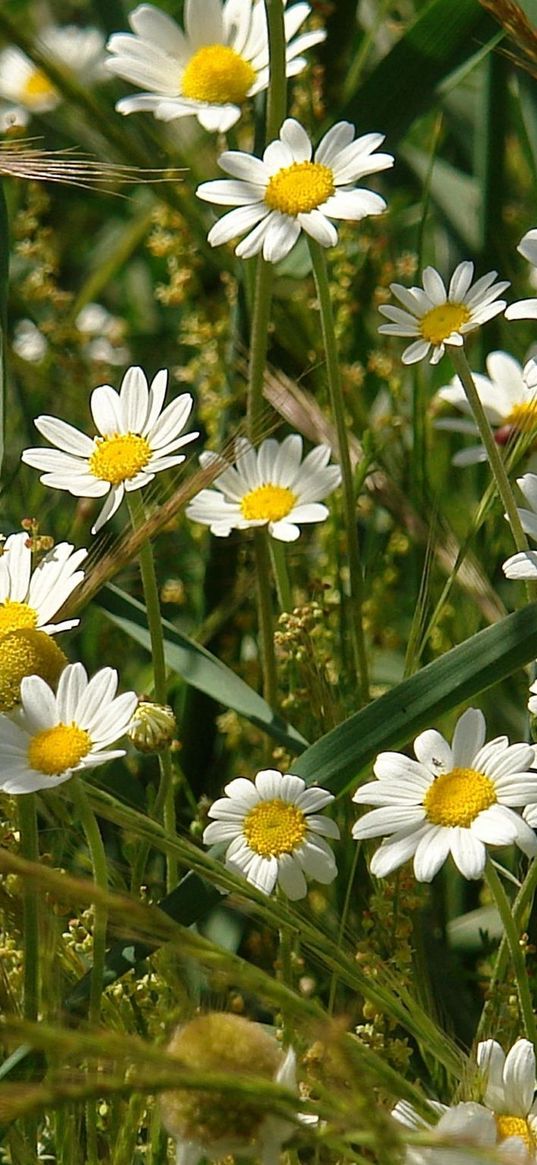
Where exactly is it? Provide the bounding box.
[401,145,480,251]
[98,585,307,753]
[0,181,8,477]
[341,0,497,143]
[292,602,537,792]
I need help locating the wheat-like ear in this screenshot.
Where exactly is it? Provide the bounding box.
[478,0,537,77]
[0,139,185,192]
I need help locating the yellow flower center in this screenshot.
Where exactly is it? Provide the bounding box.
[27,722,91,776]
[88,433,152,485]
[181,44,256,106]
[505,401,537,433]
[22,68,58,106]
[265,161,335,216]
[0,600,38,636]
[243,798,307,857]
[0,629,67,712]
[423,767,497,828]
[420,302,471,346]
[240,484,296,522]
[496,1115,535,1149]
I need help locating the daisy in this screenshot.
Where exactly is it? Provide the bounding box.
[352,708,537,882]
[196,117,393,261]
[477,1038,537,1157]
[0,532,86,638]
[505,230,537,320]
[393,1100,499,1165]
[106,0,325,134]
[393,1098,530,1165]
[502,474,537,580]
[186,435,341,542]
[0,26,105,115]
[435,351,537,466]
[21,365,198,535]
[203,768,340,899]
[0,662,137,794]
[161,1013,299,1165]
[378,262,509,365]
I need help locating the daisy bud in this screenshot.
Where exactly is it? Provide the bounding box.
[128,701,177,753]
[160,1013,297,1165]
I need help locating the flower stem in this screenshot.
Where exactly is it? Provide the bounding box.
[254,529,279,711]
[246,257,274,438]
[308,239,370,705]
[484,857,537,1044]
[18,794,39,1022]
[449,346,529,555]
[270,538,293,613]
[127,492,177,891]
[70,776,109,1165]
[263,0,287,141]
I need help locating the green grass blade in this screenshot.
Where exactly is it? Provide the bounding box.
[341,0,496,141]
[292,602,537,791]
[98,585,308,752]
[0,180,8,476]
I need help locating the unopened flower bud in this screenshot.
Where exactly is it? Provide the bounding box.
[128,701,177,753]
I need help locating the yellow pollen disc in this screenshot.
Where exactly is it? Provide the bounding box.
[496,1115,535,1149]
[27,722,91,776]
[181,44,256,105]
[419,302,471,346]
[505,401,537,432]
[423,767,497,828]
[240,483,296,523]
[89,433,151,485]
[0,600,38,636]
[243,798,307,857]
[0,629,67,712]
[265,161,335,216]
[22,68,57,105]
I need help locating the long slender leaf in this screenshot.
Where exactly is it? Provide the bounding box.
[98,585,307,752]
[292,602,537,791]
[341,0,497,143]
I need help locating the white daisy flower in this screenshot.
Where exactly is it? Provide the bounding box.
[0,26,105,115]
[477,1038,537,1158]
[196,117,393,261]
[352,708,537,882]
[161,1013,299,1165]
[203,768,340,899]
[0,532,86,638]
[0,662,137,794]
[186,435,341,542]
[378,262,509,365]
[506,230,537,321]
[435,351,537,466]
[106,0,325,134]
[502,474,537,580]
[393,1099,527,1165]
[21,365,198,535]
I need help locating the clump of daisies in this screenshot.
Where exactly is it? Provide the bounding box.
[196,117,393,261]
[186,435,341,542]
[352,708,537,881]
[106,0,325,133]
[203,768,339,899]
[378,262,509,365]
[21,365,198,534]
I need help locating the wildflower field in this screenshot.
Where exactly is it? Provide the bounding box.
[7,0,537,1162]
